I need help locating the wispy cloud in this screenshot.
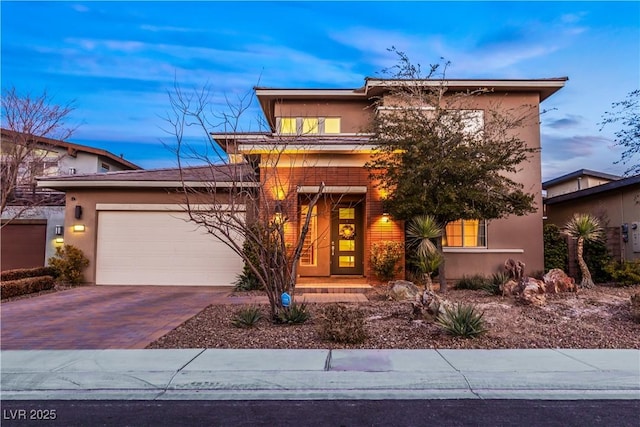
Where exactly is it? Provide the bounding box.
[545,114,585,130]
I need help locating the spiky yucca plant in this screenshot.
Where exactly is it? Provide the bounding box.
[563,213,604,288]
[407,215,443,290]
[277,302,310,324]
[436,303,488,338]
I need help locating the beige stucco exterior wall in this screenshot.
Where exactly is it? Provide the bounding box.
[274,100,372,133]
[546,176,617,198]
[545,183,640,261]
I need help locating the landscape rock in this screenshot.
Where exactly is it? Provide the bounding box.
[412,290,453,321]
[515,277,546,306]
[389,280,420,301]
[543,269,577,294]
[500,279,519,297]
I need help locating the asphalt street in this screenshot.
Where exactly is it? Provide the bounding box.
[2,399,639,427]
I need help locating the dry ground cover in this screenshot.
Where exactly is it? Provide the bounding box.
[147,284,640,350]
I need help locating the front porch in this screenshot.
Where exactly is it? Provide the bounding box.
[295,276,372,294]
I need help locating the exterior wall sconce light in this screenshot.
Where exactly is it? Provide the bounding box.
[55,237,65,244]
[72,224,86,232]
[55,225,64,235]
[75,205,83,220]
[274,202,287,224]
[382,212,390,223]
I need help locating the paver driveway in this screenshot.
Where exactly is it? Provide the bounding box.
[0,286,233,350]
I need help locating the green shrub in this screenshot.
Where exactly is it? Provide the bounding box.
[370,241,404,281]
[47,244,89,285]
[316,304,367,344]
[544,224,568,272]
[277,302,310,324]
[604,260,640,285]
[234,233,263,291]
[233,270,263,291]
[584,240,613,283]
[231,306,263,328]
[1,276,55,300]
[1,266,58,282]
[484,272,509,295]
[455,274,491,291]
[436,303,488,338]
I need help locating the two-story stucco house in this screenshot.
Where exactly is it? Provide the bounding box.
[38,76,566,286]
[1,129,140,270]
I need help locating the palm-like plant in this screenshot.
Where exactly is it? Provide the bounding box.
[563,213,604,288]
[407,215,443,290]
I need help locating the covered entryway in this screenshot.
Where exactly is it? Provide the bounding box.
[96,208,244,286]
[1,220,47,270]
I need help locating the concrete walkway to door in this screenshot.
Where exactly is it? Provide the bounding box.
[0,286,242,350]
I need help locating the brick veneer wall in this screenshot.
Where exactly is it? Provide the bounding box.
[263,165,404,280]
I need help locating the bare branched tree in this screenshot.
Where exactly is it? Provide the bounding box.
[1,87,76,222]
[163,82,324,319]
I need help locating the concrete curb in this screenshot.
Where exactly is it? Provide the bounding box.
[2,349,639,401]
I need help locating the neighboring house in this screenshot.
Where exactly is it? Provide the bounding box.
[38,77,566,286]
[1,129,140,270]
[544,172,640,263]
[542,169,621,199]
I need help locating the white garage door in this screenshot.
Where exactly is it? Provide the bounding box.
[96,210,244,286]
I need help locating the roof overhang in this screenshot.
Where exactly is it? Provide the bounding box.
[37,180,259,190]
[364,78,569,102]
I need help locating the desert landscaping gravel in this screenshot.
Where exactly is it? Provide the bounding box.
[147,285,640,350]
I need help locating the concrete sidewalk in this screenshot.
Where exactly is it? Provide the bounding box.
[2,349,638,401]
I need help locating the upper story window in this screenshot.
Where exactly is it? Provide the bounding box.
[100,162,110,173]
[443,219,487,248]
[277,117,341,135]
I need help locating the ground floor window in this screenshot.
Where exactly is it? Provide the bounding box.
[443,219,487,247]
[300,205,318,266]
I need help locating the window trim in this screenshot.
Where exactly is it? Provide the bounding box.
[443,219,487,248]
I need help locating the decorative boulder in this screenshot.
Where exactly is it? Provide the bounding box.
[389,280,420,301]
[515,277,546,306]
[500,279,519,297]
[543,269,577,294]
[412,289,453,321]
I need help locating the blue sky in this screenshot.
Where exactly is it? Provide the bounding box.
[2,1,639,181]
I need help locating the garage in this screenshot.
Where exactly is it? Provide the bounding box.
[96,209,244,286]
[1,220,47,270]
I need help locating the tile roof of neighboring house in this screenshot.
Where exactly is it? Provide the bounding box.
[37,164,257,190]
[542,169,622,189]
[1,128,141,170]
[544,174,640,205]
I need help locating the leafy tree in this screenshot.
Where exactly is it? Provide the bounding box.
[563,213,604,288]
[366,49,539,292]
[1,87,76,221]
[600,89,640,176]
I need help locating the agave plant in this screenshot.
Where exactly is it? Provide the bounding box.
[436,303,488,338]
[407,215,443,290]
[231,306,263,328]
[563,213,604,288]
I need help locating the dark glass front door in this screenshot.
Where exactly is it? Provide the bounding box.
[330,203,364,275]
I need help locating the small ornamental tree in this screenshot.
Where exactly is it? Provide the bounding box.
[366,48,539,292]
[164,82,324,320]
[563,213,604,288]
